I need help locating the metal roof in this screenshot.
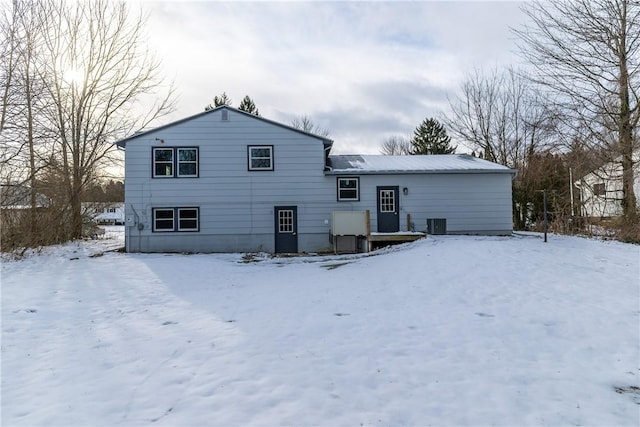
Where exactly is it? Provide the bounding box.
[326,154,516,175]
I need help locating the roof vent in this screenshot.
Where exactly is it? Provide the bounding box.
[221,110,229,121]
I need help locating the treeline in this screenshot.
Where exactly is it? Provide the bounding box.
[381,1,639,240]
[0,0,174,250]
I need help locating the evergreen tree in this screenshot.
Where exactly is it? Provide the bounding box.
[409,118,456,155]
[205,92,232,111]
[238,95,259,116]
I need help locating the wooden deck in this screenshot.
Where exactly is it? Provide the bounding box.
[368,232,426,242]
[367,232,426,251]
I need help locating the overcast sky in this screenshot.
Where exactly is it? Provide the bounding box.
[142,1,530,154]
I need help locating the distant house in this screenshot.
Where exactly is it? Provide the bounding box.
[575,155,640,219]
[1,184,51,210]
[86,202,125,225]
[116,106,516,253]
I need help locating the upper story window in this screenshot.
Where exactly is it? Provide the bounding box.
[337,177,359,201]
[178,148,198,176]
[153,147,199,178]
[153,148,173,177]
[248,145,274,171]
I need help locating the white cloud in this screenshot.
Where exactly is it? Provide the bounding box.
[142,1,529,154]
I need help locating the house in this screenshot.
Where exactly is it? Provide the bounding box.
[575,155,640,219]
[1,184,51,210]
[85,202,125,225]
[116,106,516,253]
[1,184,51,226]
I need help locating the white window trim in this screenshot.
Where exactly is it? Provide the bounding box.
[337,177,360,201]
[153,207,200,232]
[153,148,174,178]
[177,148,199,178]
[153,208,175,232]
[379,190,396,213]
[177,208,199,231]
[152,147,199,178]
[248,145,274,171]
[278,209,294,233]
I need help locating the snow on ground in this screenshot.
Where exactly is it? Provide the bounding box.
[2,230,639,426]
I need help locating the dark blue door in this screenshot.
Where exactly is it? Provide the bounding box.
[274,206,298,253]
[377,186,399,232]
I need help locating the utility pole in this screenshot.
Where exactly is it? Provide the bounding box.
[569,168,575,218]
[543,189,548,243]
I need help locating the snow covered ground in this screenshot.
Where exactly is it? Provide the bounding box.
[2,229,639,426]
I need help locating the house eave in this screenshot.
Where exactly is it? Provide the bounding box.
[115,105,334,148]
[324,168,518,176]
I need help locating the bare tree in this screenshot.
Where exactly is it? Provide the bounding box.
[380,135,411,155]
[443,66,559,230]
[0,0,53,245]
[514,0,639,222]
[444,67,554,169]
[35,0,175,239]
[290,114,330,137]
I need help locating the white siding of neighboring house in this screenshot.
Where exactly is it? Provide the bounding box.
[84,202,125,224]
[577,156,640,219]
[95,203,125,224]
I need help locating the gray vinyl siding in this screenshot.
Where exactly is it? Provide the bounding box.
[331,174,513,235]
[124,108,335,252]
[122,107,513,253]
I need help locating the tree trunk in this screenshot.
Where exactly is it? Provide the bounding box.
[26,67,37,243]
[618,1,637,222]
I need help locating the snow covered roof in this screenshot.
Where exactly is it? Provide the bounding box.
[326,154,516,175]
[0,184,51,209]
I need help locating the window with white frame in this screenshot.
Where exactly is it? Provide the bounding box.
[337,177,359,201]
[177,148,198,177]
[152,147,198,178]
[248,145,274,171]
[379,190,396,212]
[153,148,174,177]
[153,208,175,231]
[178,208,199,231]
[278,209,294,233]
[153,207,199,232]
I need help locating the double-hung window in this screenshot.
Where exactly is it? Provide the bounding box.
[177,148,198,177]
[153,147,198,178]
[177,208,199,231]
[153,208,175,231]
[153,148,174,177]
[248,145,274,171]
[153,207,199,232]
[337,177,359,201]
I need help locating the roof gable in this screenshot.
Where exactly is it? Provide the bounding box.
[115,105,334,148]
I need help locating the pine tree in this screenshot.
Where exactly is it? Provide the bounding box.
[238,95,259,116]
[410,118,456,155]
[204,92,232,111]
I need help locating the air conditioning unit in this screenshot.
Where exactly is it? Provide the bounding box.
[427,218,447,235]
